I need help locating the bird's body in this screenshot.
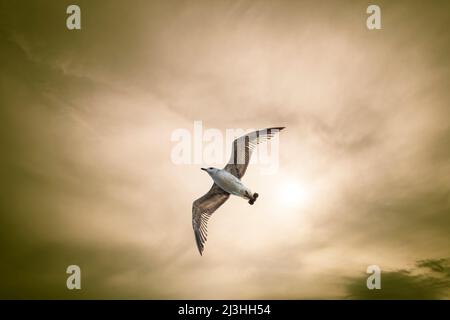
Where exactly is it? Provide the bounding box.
[203,168,255,201]
[192,126,285,255]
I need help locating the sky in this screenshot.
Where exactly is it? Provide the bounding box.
[0,0,449,299]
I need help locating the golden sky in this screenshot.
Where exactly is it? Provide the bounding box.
[0,0,449,299]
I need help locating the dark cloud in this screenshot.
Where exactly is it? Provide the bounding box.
[344,258,450,299]
[417,259,450,275]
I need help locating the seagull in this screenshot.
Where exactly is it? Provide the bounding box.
[192,127,285,255]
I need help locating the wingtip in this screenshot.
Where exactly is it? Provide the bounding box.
[269,126,285,131]
[194,230,205,256]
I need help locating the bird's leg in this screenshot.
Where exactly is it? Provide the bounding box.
[247,192,259,205]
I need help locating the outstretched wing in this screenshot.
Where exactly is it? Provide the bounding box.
[224,127,285,179]
[192,183,230,255]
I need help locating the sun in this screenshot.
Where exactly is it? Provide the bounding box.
[277,180,311,208]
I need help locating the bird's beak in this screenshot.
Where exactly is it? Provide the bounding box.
[201,168,207,171]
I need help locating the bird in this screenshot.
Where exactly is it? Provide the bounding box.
[192,127,285,255]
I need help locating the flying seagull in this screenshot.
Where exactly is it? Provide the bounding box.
[192,127,285,255]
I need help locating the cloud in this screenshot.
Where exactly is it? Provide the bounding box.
[0,0,449,299]
[344,258,450,299]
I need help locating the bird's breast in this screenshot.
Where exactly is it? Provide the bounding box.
[212,171,244,196]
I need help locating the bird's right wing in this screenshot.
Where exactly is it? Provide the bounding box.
[192,183,230,255]
[224,127,285,179]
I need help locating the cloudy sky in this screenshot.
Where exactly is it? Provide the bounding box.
[0,0,448,299]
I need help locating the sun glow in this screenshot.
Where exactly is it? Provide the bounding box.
[277,180,311,209]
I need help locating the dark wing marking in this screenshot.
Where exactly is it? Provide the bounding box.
[192,183,230,255]
[224,127,285,179]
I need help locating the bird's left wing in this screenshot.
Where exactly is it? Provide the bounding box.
[192,183,230,255]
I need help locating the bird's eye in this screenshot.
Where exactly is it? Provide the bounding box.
[209,167,213,170]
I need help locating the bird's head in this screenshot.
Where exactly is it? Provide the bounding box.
[201,167,218,175]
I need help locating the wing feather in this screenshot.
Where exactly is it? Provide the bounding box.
[224,127,285,179]
[192,183,230,255]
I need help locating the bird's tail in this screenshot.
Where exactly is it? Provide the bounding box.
[248,193,259,205]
